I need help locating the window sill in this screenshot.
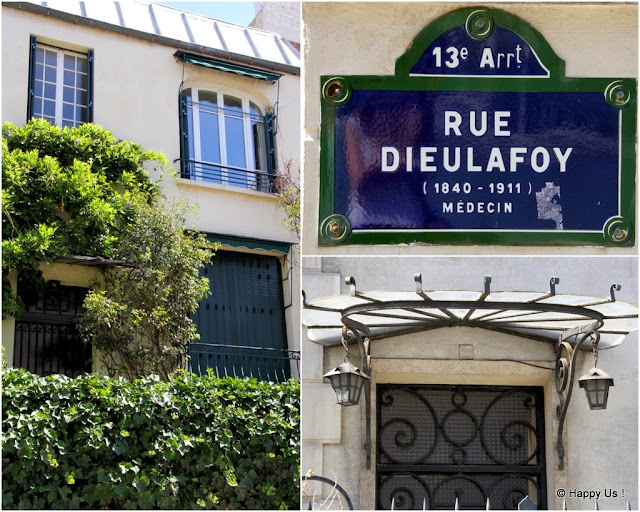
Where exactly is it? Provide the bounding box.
[177,178,278,200]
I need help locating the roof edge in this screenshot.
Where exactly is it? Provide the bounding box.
[4,1,300,75]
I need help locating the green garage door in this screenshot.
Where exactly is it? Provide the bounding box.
[189,250,291,381]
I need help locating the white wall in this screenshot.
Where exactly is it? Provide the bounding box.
[301,2,638,255]
[302,256,638,509]
[2,6,301,353]
[2,7,300,245]
[251,2,301,44]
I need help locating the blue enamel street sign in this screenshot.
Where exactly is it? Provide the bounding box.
[318,8,636,246]
[334,90,618,231]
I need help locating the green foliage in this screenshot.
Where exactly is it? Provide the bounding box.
[2,368,300,510]
[78,201,215,381]
[2,119,164,316]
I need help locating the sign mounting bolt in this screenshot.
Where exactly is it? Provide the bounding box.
[327,82,343,98]
[612,227,627,241]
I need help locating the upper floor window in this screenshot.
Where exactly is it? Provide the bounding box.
[27,36,93,127]
[179,88,276,193]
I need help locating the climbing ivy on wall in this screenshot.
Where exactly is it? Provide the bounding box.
[2,119,164,316]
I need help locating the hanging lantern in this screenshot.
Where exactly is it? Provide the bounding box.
[323,361,370,406]
[578,367,614,410]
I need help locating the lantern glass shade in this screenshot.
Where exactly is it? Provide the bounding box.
[578,367,614,410]
[323,361,370,406]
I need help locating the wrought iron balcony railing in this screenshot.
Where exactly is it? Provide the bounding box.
[178,159,276,193]
[188,343,300,383]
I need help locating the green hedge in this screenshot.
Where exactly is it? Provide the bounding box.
[2,368,300,509]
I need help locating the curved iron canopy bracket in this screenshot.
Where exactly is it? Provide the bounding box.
[342,323,372,470]
[555,327,600,470]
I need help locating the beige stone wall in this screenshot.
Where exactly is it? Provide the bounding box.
[302,256,638,509]
[301,2,638,255]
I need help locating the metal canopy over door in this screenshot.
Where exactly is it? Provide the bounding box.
[377,385,547,510]
[189,250,290,381]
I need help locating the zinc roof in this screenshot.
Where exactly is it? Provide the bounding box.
[5,0,300,74]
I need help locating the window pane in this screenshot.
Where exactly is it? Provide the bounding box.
[44,83,56,100]
[44,100,55,117]
[252,119,266,171]
[76,106,86,122]
[63,86,74,103]
[33,99,42,116]
[44,66,56,82]
[44,50,57,66]
[76,89,87,105]
[225,115,246,188]
[63,70,75,86]
[76,57,87,73]
[64,54,75,70]
[199,91,218,111]
[224,95,243,115]
[76,73,87,90]
[225,116,246,168]
[34,80,43,98]
[63,103,74,120]
[62,119,74,128]
[250,102,262,116]
[35,63,44,80]
[36,47,45,64]
[199,111,221,164]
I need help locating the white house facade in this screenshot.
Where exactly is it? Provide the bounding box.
[2,0,300,381]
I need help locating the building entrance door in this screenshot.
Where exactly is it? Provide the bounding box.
[376,385,547,510]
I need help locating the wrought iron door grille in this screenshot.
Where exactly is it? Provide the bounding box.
[377,385,546,510]
[14,284,91,378]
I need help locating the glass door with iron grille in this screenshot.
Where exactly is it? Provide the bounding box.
[377,385,547,510]
[14,283,91,378]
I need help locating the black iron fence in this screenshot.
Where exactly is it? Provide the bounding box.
[179,159,276,193]
[388,495,631,510]
[188,343,299,382]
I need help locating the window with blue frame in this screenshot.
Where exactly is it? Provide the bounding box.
[27,36,93,127]
[179,88,276,192]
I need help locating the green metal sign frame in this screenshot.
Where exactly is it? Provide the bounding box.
[318,7,637,246]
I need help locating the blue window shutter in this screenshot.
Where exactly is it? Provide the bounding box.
[264,111,276,181]
[27,35,37,122]
[86,49,94,122]
[190,251,289,379]
[178,92,190,179]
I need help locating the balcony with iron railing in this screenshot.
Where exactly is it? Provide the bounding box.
[188,343,300,383]
[178,159,276,194]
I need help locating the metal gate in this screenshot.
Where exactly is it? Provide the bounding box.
[377,385,546,510]
[189,250,291,380]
